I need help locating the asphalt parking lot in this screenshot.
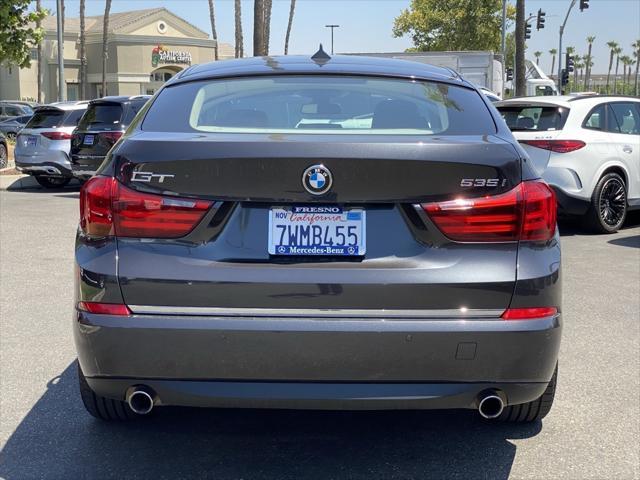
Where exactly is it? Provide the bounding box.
[0,187,638,480]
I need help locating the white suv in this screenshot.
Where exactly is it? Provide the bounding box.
[496,96,639,233]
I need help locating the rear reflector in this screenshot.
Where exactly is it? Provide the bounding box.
[501,307,558,320]
[41,131,72,140]
[80,176,212,238]
[520,140,586,153]
[422,180,556,242]
[78,301,132,316]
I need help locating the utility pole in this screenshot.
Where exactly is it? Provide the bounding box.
[558,0,577,92]
[325,24,339,55]
[501,0,507,98]
[56,0,66,101]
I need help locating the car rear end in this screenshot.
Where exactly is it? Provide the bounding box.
[15,105,86,179]
[70,97,149,180]
[74,63,561,418]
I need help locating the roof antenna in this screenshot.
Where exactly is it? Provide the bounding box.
[311,44,331,63]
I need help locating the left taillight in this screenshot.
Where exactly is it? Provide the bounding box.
[79,176,212,238]
[421,180,557,242]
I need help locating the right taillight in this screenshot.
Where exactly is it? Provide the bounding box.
[422,180,556,242]
[520,140,585,153]
[79,176,212,238]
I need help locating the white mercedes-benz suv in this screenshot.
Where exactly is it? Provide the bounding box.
[496,95,639,233]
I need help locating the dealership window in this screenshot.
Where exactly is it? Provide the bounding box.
[67,83,79,101]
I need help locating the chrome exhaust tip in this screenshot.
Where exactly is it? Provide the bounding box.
[126,387,155,415]
[478,393,505,419]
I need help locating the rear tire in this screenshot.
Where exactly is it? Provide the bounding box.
[497,364,557,423]
[77,362,137,421]
[35,176,71,189]
[585,173,627,233]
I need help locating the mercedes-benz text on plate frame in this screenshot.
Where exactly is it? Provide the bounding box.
[73,56,561,424]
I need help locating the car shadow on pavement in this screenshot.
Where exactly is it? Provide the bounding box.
[559,211,640,237]
[0,362,542,480]
[608,235,640,249]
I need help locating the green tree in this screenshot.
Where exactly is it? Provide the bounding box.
[613,46,622,93]
[605,41,618,93]
[534,51,542,65]
[0,0,46,68]
[393,0,514,52]
[584,36,595,89]
[633,40,640,95]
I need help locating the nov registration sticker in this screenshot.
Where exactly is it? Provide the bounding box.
[268,206,366,256]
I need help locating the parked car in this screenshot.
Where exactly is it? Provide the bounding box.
[70,95,150,179]
[0,114,32,139]
[0,131,7,169]
[1,100,39,109]
[14,101,88,188]
[0,102,33,122]
[75,53,561,423]
[496,96,640,233]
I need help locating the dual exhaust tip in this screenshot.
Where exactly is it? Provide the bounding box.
[126,386,156,415]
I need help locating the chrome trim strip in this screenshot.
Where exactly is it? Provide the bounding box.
[128,305,504,319]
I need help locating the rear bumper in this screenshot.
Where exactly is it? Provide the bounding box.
[70,156,103,179]
[15,160,73,177]
[552,186,590,216]
[75,310,562,409]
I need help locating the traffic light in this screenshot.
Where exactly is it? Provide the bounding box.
[536,9,546,30]
[561,69,569,86]
[566,54,575,73]
[506,68,513,82]
[580,0,589,11]
[525,23,532,40]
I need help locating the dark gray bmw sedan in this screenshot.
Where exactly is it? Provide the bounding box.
[74,51,561,423]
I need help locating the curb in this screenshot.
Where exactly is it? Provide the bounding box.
[0,174,40,191]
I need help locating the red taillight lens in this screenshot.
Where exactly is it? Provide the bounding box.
[101,131,123,143]
[422,180,556,242]
[501,307,558,320]
[80,176,212,238]
[520,140,586,153]
[41,131,72,140]
[78,301,132,316]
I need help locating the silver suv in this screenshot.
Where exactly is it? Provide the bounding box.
[14,101,88,188]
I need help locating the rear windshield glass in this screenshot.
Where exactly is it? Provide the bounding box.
[25,109,64,128]
[62,109,86,127]
[497,106,565,131]
[142,76,496,135]
[78,103,123,131]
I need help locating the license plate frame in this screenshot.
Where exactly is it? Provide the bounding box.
[268,206,366,256]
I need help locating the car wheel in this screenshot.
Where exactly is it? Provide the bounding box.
[0,143,7,169]
[496,364,557,423]
[34,176,71,189]
[586,173,627,233]
[77,362,138,421]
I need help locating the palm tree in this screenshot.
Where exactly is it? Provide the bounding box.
[514,0,525,96]
[101,0,111,97]
[583,55,594,91]
[584,36,595,89]
[207,0,218,60]
[549,48,557,77]
[613,46,622,94]
[284,0,296,55]
[633,40,640,96]
[620,55,633,91]
[234,0,243,58]
[36,0,43,103]
[264,0,272,54]
[79,0,86,99]
[574,56,583,89]
[253,0,265,56]
[606,41,618,93]
[534,51,542,66]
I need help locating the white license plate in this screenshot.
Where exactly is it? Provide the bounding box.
[268,206,366,256]
[26,136,37,147]
[83,135,95,145]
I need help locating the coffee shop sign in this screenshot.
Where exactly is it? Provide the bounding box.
[152,45,192,67]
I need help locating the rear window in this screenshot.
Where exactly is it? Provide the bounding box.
[497,106,566,131]
[62,109,86,127]
[25,109,64,128]
[78,103,124,131]
[142,75,496,135]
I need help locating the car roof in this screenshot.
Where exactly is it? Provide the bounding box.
[90,95,151,105]
[495,95,640,109]
[172,53,468,87]
[39,101,89,111]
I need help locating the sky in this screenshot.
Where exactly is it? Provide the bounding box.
[38,0,640,75]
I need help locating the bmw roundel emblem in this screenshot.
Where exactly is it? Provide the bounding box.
[302,164,333,195]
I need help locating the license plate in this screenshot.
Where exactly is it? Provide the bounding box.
[83,135,95,145]
[26,136,37,147]
[269,206,366,256]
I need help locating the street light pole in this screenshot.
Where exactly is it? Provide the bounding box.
[557,0,577,93]
[325,24,339,55]
[56,0,66,101]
